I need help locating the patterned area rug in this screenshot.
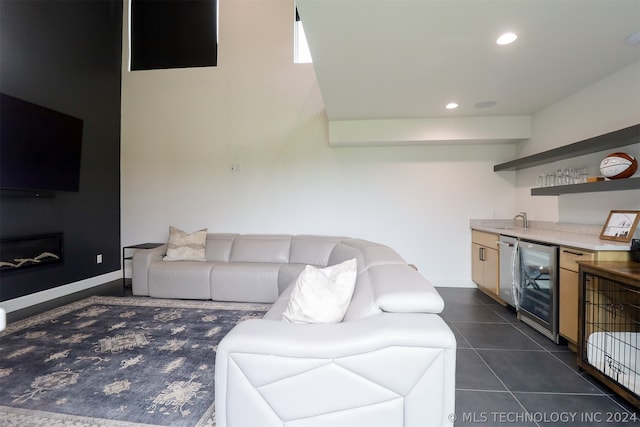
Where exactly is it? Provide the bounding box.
[0,296,270,426]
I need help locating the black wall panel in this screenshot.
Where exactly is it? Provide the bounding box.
[130,0,217,70]
[0,0,123,301]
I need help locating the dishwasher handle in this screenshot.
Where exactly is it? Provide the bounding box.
[496,241,515,247]
[510,240,520,310]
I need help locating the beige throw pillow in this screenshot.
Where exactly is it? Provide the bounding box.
[163,226,207,261]
[283,258,357,323]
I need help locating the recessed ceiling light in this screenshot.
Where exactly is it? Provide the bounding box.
[446,102,459,110]
[475,100,497,109]
[497,32,518,45]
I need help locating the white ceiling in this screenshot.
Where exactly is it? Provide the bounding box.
[296,0,640,145]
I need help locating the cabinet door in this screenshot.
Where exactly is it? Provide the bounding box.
[559,268,578,344]
[472,230,499,248]
[560,247,594,273]
[472,243,498,295]
[472,243,484,286]
[482,247,499,295]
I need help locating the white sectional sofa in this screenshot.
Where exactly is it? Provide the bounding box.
[132,233,456,427]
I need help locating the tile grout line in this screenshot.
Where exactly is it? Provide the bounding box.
[448,311,542,427]
[467,338,543,427]
[441,291,636,424]
[443,290,635,427]
[478,296,629,412]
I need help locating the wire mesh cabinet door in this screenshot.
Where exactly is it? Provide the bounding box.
[578,262,640,409]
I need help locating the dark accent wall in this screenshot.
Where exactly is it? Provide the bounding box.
[0,0,122,301]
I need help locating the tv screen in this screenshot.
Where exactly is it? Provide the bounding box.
[0,93,83,192]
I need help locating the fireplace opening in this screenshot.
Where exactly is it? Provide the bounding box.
[0,233,63,273]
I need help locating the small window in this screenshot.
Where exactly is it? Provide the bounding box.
[294,7,312,64]
[130,0,218,71]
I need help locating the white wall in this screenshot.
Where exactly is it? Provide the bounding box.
[120,0,516,287]
[515,61,640,224]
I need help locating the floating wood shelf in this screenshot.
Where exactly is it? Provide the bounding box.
[531,177,640,195]
[494,124,640,172]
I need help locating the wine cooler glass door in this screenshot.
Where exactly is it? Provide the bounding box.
[518,241,559,343]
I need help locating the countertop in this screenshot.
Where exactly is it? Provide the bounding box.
[470,219,633,251]
[578,261,640,286]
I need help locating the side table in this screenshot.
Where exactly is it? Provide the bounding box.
[122,243,164,287]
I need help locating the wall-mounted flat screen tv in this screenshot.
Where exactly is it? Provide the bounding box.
[0,93,83,193]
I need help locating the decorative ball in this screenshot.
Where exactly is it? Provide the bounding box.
[599,152,638,179]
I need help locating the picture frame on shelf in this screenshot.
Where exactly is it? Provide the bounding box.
[599,210,640,243]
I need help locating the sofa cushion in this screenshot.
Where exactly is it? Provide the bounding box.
[329,239,404,270]
[277,263,307,295]
[230,235,291,263]
[211,262,282,303]
[148,261,214,299]
[368,264,444,314]
[289,235,343,266]
[263,285,293,320]
[342,269,381,321]
[343,264,444,321]
[282,258,357,324]
[327,242,367,273]
[163,226,207,261]
[205,233,238,261]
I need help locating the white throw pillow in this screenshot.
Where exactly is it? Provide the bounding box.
[282,258,357,323]
[163,226,207,261]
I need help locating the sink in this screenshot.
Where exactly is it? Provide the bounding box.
[492,227,531,233]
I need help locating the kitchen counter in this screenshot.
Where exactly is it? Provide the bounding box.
[470,219,632,251]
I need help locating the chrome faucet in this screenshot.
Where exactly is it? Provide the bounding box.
[513,212,528,229]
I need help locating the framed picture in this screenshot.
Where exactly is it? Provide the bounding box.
[599,210,640,242]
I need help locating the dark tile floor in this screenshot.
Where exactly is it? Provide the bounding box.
[437,287,639,427]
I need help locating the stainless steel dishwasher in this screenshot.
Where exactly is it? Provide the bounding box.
[498,235,518,307]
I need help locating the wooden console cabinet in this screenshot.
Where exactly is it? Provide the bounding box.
[559,247,629,346]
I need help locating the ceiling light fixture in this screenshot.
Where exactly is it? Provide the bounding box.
[496,32,518,45]
[446,102,459,110]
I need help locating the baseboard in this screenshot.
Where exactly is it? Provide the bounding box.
[0,270,122,313]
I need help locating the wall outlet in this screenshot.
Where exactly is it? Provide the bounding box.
[96,254,103,264]
[231,162,241,172]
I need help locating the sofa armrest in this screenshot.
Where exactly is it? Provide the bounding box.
[215,314,456,427]
[370,264,445,313]
[131,244,166,296]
